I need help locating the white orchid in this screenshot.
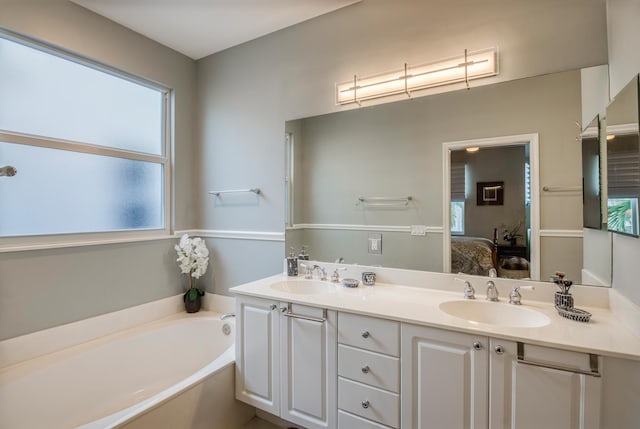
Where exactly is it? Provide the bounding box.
[175,234,210,281]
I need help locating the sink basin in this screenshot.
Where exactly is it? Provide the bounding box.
[270,280,337,295]
[439,300,550,328]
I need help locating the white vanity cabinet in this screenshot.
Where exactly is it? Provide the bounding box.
[489,338,602,429]
[279,302,337,429]
[235,295,280,415]
[235,296,337,429]
[337,312,401,429]
[401,323,489,429]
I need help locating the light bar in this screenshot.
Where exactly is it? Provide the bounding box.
[336,47,498,105]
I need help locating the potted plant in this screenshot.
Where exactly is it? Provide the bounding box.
[175,234,209,313]
[502,222,523,246]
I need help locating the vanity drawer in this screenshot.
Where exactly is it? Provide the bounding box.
[338,344,399,392]
[338,410,394,429]
[338,313,399,356]
[338,377,399,428]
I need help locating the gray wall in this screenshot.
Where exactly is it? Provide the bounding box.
[196,0,608,294]
[0,0,197,340]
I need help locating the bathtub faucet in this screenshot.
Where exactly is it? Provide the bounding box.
[220,313,235,320]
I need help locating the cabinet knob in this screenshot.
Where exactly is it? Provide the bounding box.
[270,304,277,311]
[361,365,370,374]
[361,331,370,339]
[361,400,370,409]
[494,345,505,355]
[472,341,483,350]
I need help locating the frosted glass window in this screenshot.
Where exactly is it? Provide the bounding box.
[0,37,163,155]
[0,142,163,237]
[0,30,169,240]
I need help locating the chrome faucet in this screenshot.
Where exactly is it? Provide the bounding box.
[486,280,499,301]
[220,313,235,320]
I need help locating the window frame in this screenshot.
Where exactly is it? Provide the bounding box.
[0,28,173,252]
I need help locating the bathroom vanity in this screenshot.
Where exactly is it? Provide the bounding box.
[231,266,640,429]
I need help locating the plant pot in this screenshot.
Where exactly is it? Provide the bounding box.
[184,288,205,313]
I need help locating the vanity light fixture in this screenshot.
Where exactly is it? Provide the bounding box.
[466,146,480,153]
[336,47,498,105]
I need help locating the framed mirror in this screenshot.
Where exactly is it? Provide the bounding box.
[606,74,640,237]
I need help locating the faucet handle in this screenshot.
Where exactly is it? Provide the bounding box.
[455,277,475,299]
[486,280,499,301]
[509,285,534,305]
[331,267,347,283]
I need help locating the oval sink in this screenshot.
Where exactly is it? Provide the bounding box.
[439,300,550,328]
[270,280,337,295]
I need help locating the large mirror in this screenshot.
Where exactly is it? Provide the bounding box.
[285,68,612,286]
[606,74,640,237]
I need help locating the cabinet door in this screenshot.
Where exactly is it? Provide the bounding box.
[401,323,488,429]
[280,303,337,429]
[235,296,280,415]
[489,339,602,429]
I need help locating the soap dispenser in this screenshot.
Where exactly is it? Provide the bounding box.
[287,247,298,277]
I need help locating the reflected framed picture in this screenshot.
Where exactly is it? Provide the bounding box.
[477,181,504,206]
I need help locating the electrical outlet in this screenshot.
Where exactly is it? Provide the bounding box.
[368,233,382,254]
[410,225,427,236]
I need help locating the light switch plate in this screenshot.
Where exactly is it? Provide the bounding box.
[410,225,427,236]
[368,233,382,254]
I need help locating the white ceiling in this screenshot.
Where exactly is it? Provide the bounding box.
[71,0,360,60]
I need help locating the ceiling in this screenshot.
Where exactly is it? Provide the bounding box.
[70,0,361,60]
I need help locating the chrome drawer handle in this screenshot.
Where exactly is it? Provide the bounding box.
[361,331,370,339]
[361,400,370,409]
[361,365,370,374]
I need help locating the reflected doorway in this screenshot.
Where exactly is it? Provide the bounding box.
[443,134,540,280]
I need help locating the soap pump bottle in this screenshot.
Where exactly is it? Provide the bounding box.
[287,247,298,277]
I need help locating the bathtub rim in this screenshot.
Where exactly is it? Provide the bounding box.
[0,292,234,369]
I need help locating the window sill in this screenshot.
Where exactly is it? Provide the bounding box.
[0,230,176,253]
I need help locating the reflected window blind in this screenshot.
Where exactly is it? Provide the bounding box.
[608,150,640,198]
[451,162,466,201]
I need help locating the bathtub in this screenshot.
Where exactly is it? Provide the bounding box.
[0,311,255,429]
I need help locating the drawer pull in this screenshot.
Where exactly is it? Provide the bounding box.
[361,330,370,339]
[361,365,370,374]
[361,400,370,409]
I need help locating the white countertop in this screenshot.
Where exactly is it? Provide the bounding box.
[230,270,640,361]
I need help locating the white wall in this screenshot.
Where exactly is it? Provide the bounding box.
[0,0,197,339]
[607,0,640,305]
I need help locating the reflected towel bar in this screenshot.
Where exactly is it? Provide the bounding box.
[208,188,261,197]
[542,186,581,193]
[357,196,412,207]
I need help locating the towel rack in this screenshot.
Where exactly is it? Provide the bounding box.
[208,188,261,197]
[357,196,412,207]
[542,186,581,193]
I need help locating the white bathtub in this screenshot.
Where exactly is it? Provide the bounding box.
[0,311,254,429]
